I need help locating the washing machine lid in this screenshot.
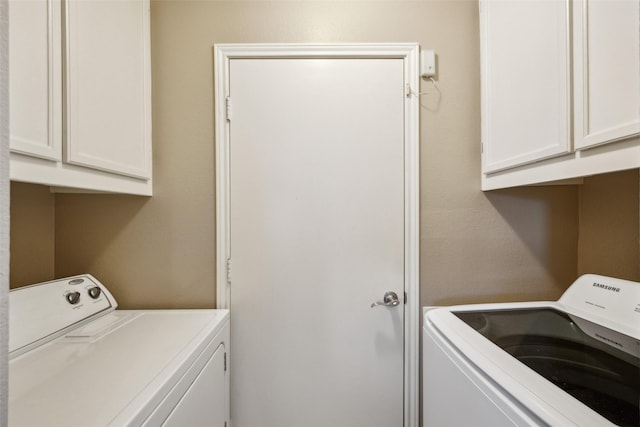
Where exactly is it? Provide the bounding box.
[425,274,640,427]
[454,307,639,426]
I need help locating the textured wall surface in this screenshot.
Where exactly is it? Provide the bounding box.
[11,1,626,310]
[9,182,55,288]
[50,0,579,308]
[578,169,640,281]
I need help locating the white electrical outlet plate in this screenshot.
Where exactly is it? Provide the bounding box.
[421,50,436,78]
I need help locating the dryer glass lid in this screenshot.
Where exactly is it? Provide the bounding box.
[453,308,639,427]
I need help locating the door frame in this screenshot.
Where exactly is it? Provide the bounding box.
[213,43,420,427]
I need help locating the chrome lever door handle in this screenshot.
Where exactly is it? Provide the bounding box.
[371,291,400,308]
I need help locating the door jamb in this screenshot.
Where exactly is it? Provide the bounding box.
[213,43,420,427]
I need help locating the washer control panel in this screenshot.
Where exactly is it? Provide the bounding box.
[559,274,640,339]
[9,274,118,357]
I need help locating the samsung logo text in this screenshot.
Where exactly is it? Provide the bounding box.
[592,282,620,293]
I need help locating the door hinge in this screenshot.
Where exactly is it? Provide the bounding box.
[405,83,412,98]
[224,352,227,372]
[226,96,232,121]
[226,258,232,285]
[481,142,484,154]
[404,291,407,304]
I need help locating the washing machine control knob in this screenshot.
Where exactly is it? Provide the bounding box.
[66,291,81,305]
[88,287,102,299]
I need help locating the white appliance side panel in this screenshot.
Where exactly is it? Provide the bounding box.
[141,319,230,427]
[423,323,541,427]
[160,343,226,427]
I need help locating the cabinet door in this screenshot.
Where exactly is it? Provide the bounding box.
[9,0,62,161]
[65,0,151,179]
[573,0,640,150]
[481,0,571,173]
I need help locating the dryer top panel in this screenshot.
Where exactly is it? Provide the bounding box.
[10,308,229,427]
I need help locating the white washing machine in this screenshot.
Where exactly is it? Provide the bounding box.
[423,274,639,427]
[9,274,230,427]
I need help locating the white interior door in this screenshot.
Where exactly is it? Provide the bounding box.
[215,44,419,427]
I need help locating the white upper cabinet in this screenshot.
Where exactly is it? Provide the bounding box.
[481,0,640,190]
[9,0,152,195]
[573,0,640,150]
[65,0,151,179]
[9,0,62,161]
[480,0,571,173]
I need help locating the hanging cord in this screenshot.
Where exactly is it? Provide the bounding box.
[408,77,441,97]
[406,77,441,111]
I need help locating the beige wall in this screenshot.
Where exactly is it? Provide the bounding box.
[9,182,55,288]
[577,169,640,281]
[12,1,596,308]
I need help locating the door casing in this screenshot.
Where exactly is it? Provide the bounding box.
[213,43,420,427]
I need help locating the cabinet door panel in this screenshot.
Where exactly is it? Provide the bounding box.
[481,0,571,173]
[9,0,61,161]
[573,0,640,150]
[65,0,151,179]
